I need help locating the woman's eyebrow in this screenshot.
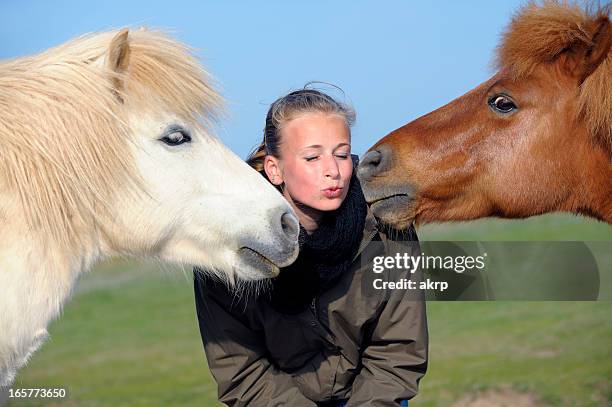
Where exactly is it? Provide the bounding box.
[299,143,350,153]
[299,144,323,153]
[333,143,351,152]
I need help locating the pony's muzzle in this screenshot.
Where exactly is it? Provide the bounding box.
[253,206,299,263]
[238,206,298,277]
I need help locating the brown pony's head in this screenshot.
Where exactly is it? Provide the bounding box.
[358,2,612,228]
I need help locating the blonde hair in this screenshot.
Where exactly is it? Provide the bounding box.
[246,86,355,174]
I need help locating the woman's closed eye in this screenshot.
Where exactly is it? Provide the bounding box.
[305,153,349,162]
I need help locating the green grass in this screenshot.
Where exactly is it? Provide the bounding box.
[8,213,612,406]
[416,302,612,407]
[418,212,611,241]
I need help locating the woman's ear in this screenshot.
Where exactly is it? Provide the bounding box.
[264,155,284,185]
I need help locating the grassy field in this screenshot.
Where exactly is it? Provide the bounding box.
[8,213,612,406]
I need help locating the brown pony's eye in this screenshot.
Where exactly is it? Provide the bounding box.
[488,94,517,114]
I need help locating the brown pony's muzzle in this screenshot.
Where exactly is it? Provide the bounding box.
[357,144,416,227]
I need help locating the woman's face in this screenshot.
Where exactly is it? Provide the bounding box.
[267,112,353,213]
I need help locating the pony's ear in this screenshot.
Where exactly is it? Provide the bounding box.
[563,16,611,83]
[106,28,131,99]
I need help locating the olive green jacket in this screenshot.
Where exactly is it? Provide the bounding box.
[194,212,428,406]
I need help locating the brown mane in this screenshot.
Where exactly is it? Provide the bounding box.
[496,1,612,151]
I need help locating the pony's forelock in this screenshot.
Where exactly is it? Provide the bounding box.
[496,1,612,150]
[0,29,223,248]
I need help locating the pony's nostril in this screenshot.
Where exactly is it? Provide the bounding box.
[280,211,298,240]
[358,148,387,180]
[358,144,393,181]
[362,150,382,168]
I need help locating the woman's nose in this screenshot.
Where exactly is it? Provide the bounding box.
[324,156,341,179]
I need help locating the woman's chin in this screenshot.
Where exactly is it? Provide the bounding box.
[313,199,344,212]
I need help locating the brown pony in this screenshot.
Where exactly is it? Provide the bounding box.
[357,1,611,229]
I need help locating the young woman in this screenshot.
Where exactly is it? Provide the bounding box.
[194,88,427,406]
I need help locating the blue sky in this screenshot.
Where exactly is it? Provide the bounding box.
[1,1,525,157]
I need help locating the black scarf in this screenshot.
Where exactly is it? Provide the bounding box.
[269,173,368,314]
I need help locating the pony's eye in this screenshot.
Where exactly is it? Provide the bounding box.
[161,130,191,146]
[488,94,517,114]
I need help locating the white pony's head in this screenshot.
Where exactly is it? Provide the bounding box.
[0,28,299,281]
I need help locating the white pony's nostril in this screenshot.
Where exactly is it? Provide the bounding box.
[280,211,298,240]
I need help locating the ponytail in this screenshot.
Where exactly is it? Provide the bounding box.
[246,142,267,174]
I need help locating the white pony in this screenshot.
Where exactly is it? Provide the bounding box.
[0,28,299,394]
